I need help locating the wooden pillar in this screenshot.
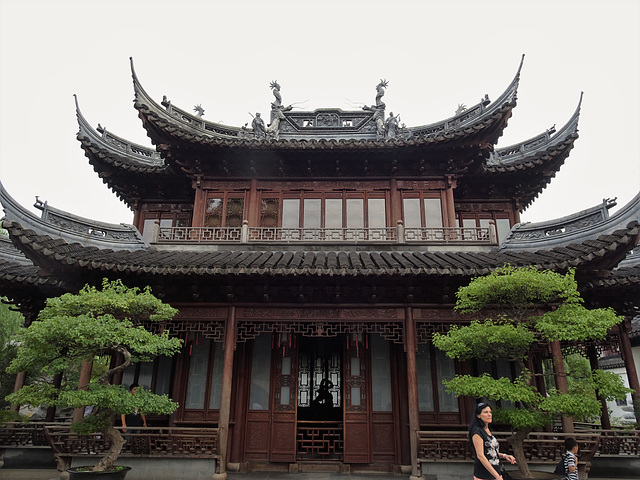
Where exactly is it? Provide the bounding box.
[618,321,640,423]
[247,178,259,227]
[9,371,27,412]
[45,373,63,422]
[213,306,237,480]
[72,359,94,423]
[550,340,573,433]
[587,346,611,429]
[192,176,206,227]
[404,307,422,480]
[390,178,402,226]
[444,175,457,228]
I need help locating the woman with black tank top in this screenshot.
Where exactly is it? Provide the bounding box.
[469,403,516,480]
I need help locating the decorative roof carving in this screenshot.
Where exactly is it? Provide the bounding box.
[500,192,640,251]
[0,181,147,251]
[131,56,520,146]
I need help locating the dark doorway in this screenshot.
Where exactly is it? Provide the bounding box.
[296,337,343,460]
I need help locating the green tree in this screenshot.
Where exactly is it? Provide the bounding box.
[6,279,183,472]
[433,266,632,478]
[0,299,24,409]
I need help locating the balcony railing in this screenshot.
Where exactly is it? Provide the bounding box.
[155,221,496,245]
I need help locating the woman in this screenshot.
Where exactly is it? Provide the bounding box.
[469,402,516,480]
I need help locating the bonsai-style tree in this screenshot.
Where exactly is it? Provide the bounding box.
[6,279,183,472]
[432,266,632,478]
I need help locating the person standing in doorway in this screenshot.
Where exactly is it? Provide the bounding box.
[121,383,147,434]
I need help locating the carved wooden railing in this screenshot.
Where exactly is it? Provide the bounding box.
[416,431,603,465]
[43,425,219,458]
[157,224,495,245]
[0,424,218,459]
[297,421,343,461]
[0,422,51,448]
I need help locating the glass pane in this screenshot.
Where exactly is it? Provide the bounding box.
[303,198,321,229]
[368,198,386,228]
[121,365,135,388]
[260,198,279,227]
[350,356,361,376]
[462,218,477,228]
[351,386,361,406]
[141,218,156,243]
[208,342,225,409]
[282,199,300,228]
[205,198,223,227]
[403,198,421,229]
[436,349,458,412]
[185,335,211,409]
[424,198,443,228]
[280,386,290,405]
[325,199,343,228]
[281,356,291,375]
[155,356,172,395]
[138,362,153,389]
[496,218,511,243]
[226,198,244,227]
[371,334,392,411]
[346,199,364,228]
[417,344,434,411]
[249,333,272,410]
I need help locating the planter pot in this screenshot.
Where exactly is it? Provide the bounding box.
[67,466,131,480]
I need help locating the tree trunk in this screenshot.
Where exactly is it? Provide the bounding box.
[94,424,126,471]
[508,428,532,479]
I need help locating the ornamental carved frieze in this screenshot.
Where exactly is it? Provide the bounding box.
[455,202,509,212]
[165,319,225,342]
[236,319,404,345]
[256,180,389,191]
[174,307,228,319]
[238,307,403,321]
[396,180,446,190]
[201,180,251,191]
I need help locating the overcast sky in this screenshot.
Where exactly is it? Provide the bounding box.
[1,0,638,226]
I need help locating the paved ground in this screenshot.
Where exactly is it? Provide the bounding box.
[0,471,635,480]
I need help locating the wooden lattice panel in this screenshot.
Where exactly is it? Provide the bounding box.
[296,423,344,461]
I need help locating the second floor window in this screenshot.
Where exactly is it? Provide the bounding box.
[205,196,245,227]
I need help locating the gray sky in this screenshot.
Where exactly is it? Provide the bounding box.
[1,0,639,225]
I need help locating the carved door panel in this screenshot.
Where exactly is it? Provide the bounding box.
[269,347,298,463]
[343,339,370,464]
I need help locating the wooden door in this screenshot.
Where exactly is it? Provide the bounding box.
[269,346,298,462]
[343,338,370,463]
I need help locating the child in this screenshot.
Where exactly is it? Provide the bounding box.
[564,437,579,480]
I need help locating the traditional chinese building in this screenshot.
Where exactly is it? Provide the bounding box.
[1,56,639,478]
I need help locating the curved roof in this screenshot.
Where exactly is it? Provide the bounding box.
[500,191,640,251]
[3,215,636,281]
[132,57,520,151]
[0,181,147,252]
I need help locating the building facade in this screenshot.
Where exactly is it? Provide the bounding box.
[1,57,639,477]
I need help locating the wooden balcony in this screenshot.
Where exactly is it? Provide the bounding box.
[155,222,496,245]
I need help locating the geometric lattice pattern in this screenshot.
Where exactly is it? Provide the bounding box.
[297,423,343,461]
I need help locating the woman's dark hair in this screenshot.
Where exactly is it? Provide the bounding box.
[468,402,491,438]
[129,383,139,391]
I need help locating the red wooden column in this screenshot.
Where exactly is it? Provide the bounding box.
[72,359,94,423]
[213,306,237,480]
[404,307,422,480]
[9,372,27,412]
[550,340,574,433]
[618,320,640,422]
[444,175,457,228]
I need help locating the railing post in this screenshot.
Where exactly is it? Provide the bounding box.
[396,220,405,244]
[241,220,249,244]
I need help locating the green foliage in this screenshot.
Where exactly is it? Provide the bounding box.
[536,304,623,341]
[444,373,539,404]
[4,279,182,470]
[454,265,579,314]
[592,369,635,401]
[435,265,629,437]
[433,320,535,361]
[0,300,24,408]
